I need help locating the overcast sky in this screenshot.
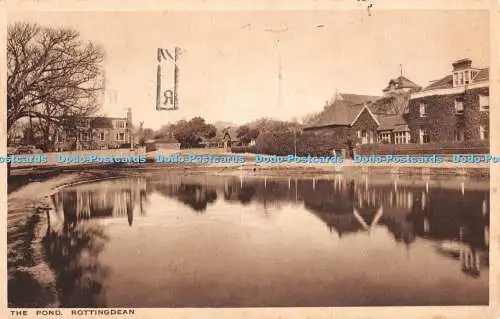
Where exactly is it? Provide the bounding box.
[10,10,489,129]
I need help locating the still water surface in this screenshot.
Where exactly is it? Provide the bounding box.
[45,173,489,307]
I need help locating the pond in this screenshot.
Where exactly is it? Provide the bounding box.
[43,172,489,307]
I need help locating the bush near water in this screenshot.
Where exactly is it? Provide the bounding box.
[231,131,351,157]
[357,140,489,155]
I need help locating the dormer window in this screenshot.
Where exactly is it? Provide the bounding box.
[452,59,481,87]
[453,70,473,87]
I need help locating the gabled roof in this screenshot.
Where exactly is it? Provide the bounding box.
[473,68,489,82]
[333,93,380,105]
[422,67,489,91]
[89,117,114,129]
[383,76,421,92]
[217,127,240,141]
[351,106,380,126]
[304,102,365,128]
[377,115,408,132]
[305,93,380,129]
[423,75,453,91]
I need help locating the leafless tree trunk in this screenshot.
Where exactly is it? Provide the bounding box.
[7,22,105,148]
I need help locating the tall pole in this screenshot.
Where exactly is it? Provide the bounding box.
[294,128,297,157]
[277,39,282,109]
[265,28,287,109]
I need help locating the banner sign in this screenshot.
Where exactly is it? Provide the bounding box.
[156,47,180,110]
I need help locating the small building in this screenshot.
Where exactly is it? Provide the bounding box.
[302,93,380,147]
[303,76,423,147]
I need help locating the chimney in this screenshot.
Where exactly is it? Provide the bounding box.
[452,58,472,71]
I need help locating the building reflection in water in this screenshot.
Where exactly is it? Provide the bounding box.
[52,177,149,227]
[51,174,489,280]
[43,177,150,307]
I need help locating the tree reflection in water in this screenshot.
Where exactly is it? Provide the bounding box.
[42,178,150,307]
[154,183,218,212]
[50,175,490,284]
[43,207,110,307]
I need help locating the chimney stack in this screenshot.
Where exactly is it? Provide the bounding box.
[452,58,472,71]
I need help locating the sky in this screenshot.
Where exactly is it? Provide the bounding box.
[9,10,490,130]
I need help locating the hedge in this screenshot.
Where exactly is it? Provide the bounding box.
[231,131,489,156]
[357,140,489,155]
[231,131,352,156]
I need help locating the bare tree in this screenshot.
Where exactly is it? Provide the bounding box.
[7,22,105,149]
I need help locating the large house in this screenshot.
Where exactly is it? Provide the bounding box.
[407,58,489,143]
[303,76,420,145]
[54,109,134,151]
[304,58,489,146]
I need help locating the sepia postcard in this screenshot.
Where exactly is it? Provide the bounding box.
[1,0,499,318]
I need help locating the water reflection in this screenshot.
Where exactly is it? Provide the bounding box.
[46,174,489,306]
[52,177,149,227]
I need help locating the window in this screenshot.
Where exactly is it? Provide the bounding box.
[455,127,464,142]
[419,129,430,144]
[455,97,464,115]
[116,121,126,129]
[480,125,488,140]
[479,95,489,111]
[361,130,367,144]
[454,70,475,87]
[419,103,427,117]
[99,132,105,141]
[379,132,391,143]
[119,133,125,141]
[357,130,361,138]
[81,132,88,141]
[394,131,410,144]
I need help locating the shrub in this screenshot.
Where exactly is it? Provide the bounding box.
[231,145,257,153]
[145,143,157,152]
[236,130,351,156]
